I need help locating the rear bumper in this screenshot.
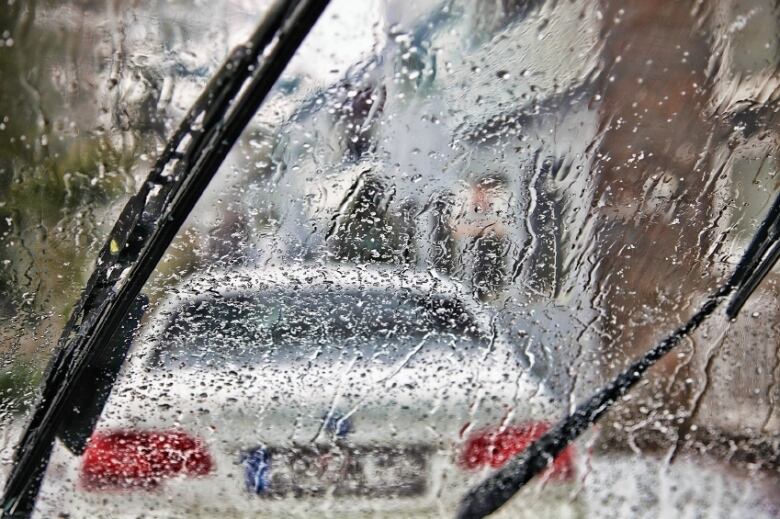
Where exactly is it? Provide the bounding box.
[35,487,583,519]
[37,445,583,519]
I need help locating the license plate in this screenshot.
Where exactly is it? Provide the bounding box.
[258,445,430,498]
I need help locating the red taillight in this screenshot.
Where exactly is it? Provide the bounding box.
[81,430,213,490]
[459,422,574,481]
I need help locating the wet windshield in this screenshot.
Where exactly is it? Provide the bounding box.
[1,0,779,518]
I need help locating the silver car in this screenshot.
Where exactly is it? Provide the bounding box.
[36,265,579,518]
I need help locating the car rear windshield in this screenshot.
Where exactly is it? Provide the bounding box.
[148,289,487,369]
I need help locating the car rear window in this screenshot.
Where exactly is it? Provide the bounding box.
[149,289,487,369]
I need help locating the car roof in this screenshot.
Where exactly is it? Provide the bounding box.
[173,263,471,297]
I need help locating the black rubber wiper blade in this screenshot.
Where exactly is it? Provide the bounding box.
[457,189,780,519]
[1,1,329,517]
[725,192,780,317]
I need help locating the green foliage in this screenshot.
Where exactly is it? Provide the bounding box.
[0,1,142,407]
[0,359,40,414]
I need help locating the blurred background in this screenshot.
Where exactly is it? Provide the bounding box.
[1,0,779,515]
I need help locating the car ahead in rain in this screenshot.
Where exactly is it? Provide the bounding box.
[36,265,581,518]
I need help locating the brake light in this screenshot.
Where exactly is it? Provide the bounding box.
[459,422,574,481]
[81,430,213,490]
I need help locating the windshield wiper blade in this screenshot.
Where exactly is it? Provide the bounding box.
[457,189,780,519]
[1,1,329,517]
[725,192,780,317]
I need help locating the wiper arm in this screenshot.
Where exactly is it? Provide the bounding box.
[1,1,329,517]
[725,192,780,317]
[457,189,780,519]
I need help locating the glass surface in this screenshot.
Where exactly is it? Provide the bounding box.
[0,0,777,517]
